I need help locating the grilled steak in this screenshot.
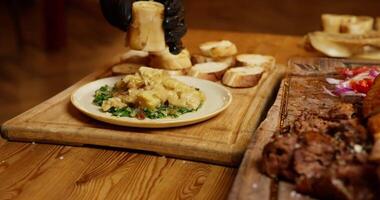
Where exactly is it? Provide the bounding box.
[261,102,378,200]
[363,76,380,118]
[261,134,297,181]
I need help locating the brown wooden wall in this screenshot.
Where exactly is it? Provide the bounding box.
[183,0,380,34]
[70,0,380,35]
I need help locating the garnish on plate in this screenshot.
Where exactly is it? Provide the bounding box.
[324,66,380,97]
[93,67,205,120]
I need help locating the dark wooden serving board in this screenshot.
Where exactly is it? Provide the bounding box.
[228,57,380,199]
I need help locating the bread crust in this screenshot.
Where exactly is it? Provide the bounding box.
[199,40,237,58]
[236,54,275,71]
[222,66,264,88]
[188,62,229,81]
[149,48,192,70]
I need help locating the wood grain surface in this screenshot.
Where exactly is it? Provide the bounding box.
[0,30,314,200]
[228,57,380,200]
[1,64,283,166]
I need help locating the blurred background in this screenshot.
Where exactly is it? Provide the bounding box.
[0,0,380,123]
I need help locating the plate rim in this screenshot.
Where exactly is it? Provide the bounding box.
[70,75,233,128]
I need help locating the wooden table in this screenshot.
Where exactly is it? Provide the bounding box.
[0,30,315,200]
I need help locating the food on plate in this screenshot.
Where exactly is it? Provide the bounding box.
[126,1,166,52]
[188,62,229,82]
[222,66,264,88]
[322,14,374,34]
[191,54,236,67]
[119,48,149,64]
[305,31,380,58]
[93,67,205,119]
[149,47,192,70]
[199,40,237,58]
[324,66,380,97]
[112,63,141,75]
[236,54,275,71]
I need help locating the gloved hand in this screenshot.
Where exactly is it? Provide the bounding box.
[99,0,187,54]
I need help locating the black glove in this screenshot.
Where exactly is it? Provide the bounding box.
[99,0,187,55]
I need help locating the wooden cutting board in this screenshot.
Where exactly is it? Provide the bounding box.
[1,64,285,166]
[228,57,380,199]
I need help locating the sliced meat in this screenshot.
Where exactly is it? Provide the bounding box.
[363,76,380,118]
[327,103,355,120]
[296,163,378,200]
[293,113,340,134]
[261,134,298,181]
[293,132,335,178]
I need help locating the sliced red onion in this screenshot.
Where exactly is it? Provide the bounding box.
[335,87,353,95]
[351,72,372,81]
[339,91,366,97]
[326,78,342,85]
[336,80,352,89]
[369,69,380,78]
[322,86,337,97]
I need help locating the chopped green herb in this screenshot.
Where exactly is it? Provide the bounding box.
[93,85,113,106]
[93,85,201,120]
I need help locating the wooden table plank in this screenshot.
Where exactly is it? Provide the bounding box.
[0,137,6,148]
[0,30,313,199]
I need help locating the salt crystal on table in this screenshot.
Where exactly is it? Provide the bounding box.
[32,142,36,145]
[252,183,258,189]
[59,156,64,160]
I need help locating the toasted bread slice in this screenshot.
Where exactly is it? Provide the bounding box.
[306,31,380,57]
[222,66,264,88]
[199,40,237,58]
[149,48,192,70]
[191,54,236,67]
[119,49,149,64]
[341,16,374,34]
[112,63,142,75]
[236,54,275,71]
[112,63,185,76]
[322,14,374,34]
[188,62,229,81]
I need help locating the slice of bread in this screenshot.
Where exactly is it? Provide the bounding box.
[236,54,275,71]
[222,66,264,88]
[119,49,149,64]
[112,63,142,75]
[149,48,192,70]
[188,62,229,81]
[321,14,374,34]
[199,40,237,58]
[191,54,236,67]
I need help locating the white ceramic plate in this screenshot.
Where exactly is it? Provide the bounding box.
[71,76,232,128]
